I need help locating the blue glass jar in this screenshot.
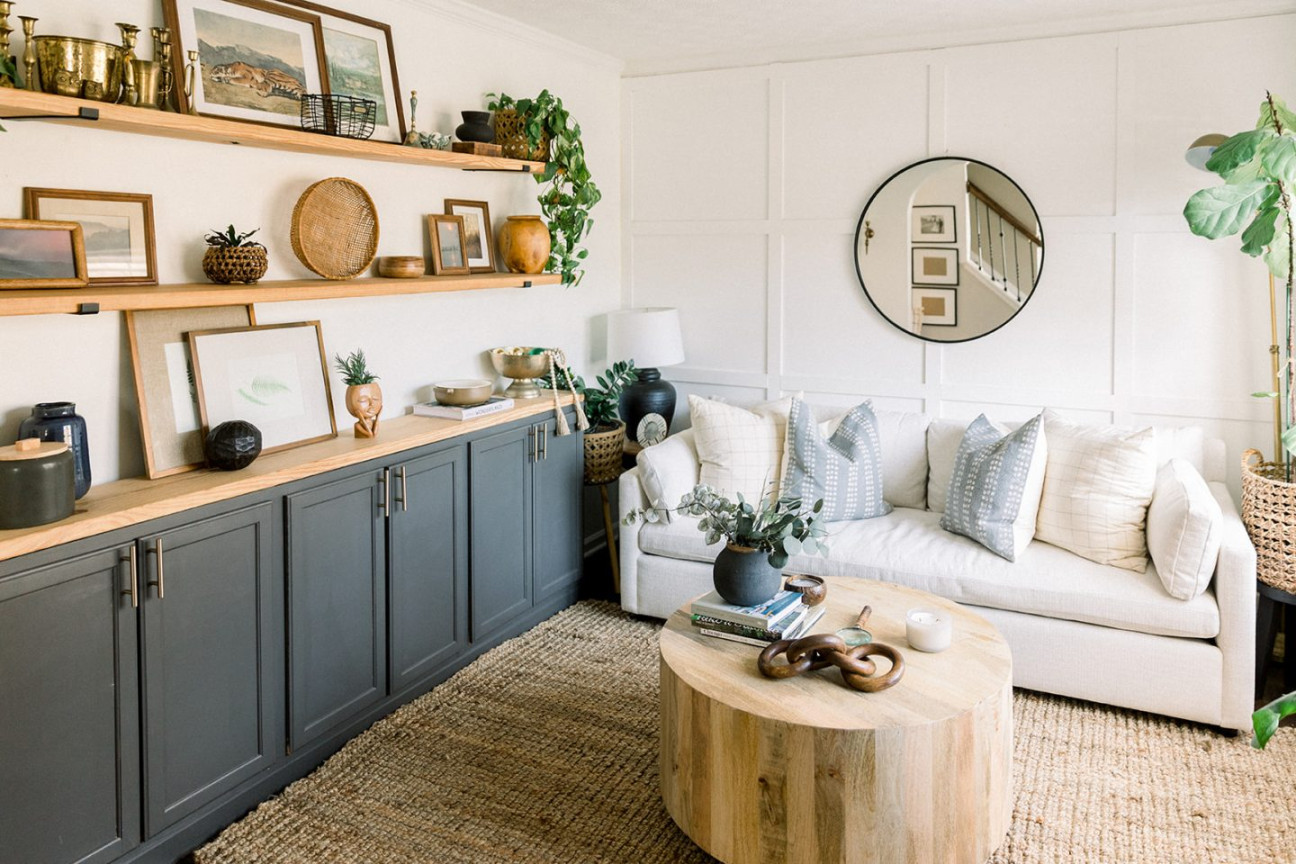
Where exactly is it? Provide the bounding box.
[19,402,91,499]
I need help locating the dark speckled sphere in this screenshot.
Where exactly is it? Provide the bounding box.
[205,420,262,471]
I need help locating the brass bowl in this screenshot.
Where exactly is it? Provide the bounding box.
[35,36,122,102]
[488,347,551,399]
[433,379,493,406]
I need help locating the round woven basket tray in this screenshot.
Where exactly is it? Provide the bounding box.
[1242,449,1296,593]
[291,177,379,280]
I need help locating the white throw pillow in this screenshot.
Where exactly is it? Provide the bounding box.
[635,430,700,521]
[688,394,786,502]
[1035,409,1157,572]
[1146,458,1223,600]
[927,418,970,513]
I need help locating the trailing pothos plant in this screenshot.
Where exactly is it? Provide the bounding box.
[1184,92,1296,463]
[486,90,602,287]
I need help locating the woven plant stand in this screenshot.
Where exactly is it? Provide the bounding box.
[584,423,625,485]
[493,108,550,162]
[1242,449,1296,592]
[202,246,268,284]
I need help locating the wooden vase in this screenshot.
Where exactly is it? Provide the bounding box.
[497,215,550,275]
[345,382,383,438]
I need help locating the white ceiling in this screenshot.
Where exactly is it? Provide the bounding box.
[441,0,1296,75]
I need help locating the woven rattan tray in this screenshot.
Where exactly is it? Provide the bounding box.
[291,177,379,280]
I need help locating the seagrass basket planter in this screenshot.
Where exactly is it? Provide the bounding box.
[1241,449,1296,593]
[583,422,625,485]
[202,246,268,284]
[493,108,551,162]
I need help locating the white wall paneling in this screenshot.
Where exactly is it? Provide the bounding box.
[623,14,1296,499]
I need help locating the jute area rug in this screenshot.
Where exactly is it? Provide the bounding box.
[196,601,1295,864]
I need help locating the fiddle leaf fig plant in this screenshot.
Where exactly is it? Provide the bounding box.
[486,90,601,287]
[1184,92,1296,459]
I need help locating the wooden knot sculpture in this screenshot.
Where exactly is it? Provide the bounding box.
[757,633,905,693]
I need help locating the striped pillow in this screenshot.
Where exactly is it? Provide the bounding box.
[780,399,891,521]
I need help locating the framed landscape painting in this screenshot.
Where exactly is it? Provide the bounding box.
[444,199,495,273]
[427,214,470,276]
[0,219,88,289]
[165,0,328,128]
[25,188,157,286]
[273,0,406,142]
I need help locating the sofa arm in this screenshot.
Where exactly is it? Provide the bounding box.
[619,466,649,614]
[1210,481,1257,730]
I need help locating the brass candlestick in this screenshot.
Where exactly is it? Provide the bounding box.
[183,49,198,114]
[154,27,173,111]
[0,2,13,86]
[18,14,34,91]
[116,22,139,105]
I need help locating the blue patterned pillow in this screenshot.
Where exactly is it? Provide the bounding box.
[940,413,1047,561]
[781,399,891,522]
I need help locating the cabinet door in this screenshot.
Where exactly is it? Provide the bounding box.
[0,547,140,864]
[532,417,584,602]
[287,469,387,748]
[469,424,533,642]
[139,502,279,836]
[389,445,469,692]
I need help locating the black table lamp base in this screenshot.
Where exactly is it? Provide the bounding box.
[619,367,676,437]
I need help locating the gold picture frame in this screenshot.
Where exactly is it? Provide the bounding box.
[25,188,158,286]
[0,219,89,289]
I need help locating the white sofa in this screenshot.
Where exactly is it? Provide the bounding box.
[617,410,1257,731]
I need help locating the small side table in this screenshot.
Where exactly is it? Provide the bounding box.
[586,437,635,596]
[1256,580,1296,696]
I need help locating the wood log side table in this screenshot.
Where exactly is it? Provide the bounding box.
[659,576,1013,864]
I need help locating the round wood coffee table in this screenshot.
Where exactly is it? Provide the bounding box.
[659,576,1012,864]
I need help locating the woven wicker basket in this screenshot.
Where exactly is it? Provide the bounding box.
[202,246,268,284]
[1242,449,1296,592]
[493,108,550,162]
[290,177,379,280]
[583,423,625,485]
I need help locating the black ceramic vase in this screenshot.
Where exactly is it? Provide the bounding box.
[19,402,91,499]
[712,544,782,607]
[619,368,677,440]
[205,420,263,471]
[455,110,494,143]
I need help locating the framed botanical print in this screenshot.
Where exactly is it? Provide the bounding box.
[911,205,956,243]
[188,321,337,454]
[127,305,256,478]
[427,214,470,276]
[912,247,959,286]
[912,287,957,326]
[272,0,406,143]
[0,219,88,289]
[165,0,329,128]
[25,188,157,286]
[444,199,495,273]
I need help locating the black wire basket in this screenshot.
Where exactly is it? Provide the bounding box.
[299,94,377,140]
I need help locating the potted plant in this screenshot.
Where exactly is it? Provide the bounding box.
[1253,691,1296,749]
[486,90,602,287]
[334,348,382,439]
[549,359,637,483]
[1184,92,1296,593]
[203,224,268,284]
[625,484,830,606]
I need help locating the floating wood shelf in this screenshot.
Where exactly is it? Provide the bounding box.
[0,88,547,173]
[0,272,561,317]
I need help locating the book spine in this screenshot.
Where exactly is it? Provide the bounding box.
[690,593,802,628]
[691,613,801,641]
[697,628,770,648]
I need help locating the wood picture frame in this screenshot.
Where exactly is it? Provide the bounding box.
[912,247,959,286]
[912,205,956,243]
[126,305,257,478]
[444,199,495,273]
[165,0,329,129]
[427,214,471,275]
[270,0,406,143]
[25,188,157,286]
[189,321,337,455]
[0,219,88,289]
[912,287,957,327]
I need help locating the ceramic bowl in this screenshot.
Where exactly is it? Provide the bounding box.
[433,379,493,406]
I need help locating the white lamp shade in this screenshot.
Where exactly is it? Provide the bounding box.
[607,307,685,368]
[1185,133,1227,171]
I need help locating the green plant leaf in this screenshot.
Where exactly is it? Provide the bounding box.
[1205,129,1273,175]
[1253,391,1280,398]
[1261,134,1296,186]
[1252,690,1296,749]
[1183,181,1271,239]
[782,535,802,556]
[1241,204,1282,256]
[1282,424,1296,457]
[768,552,788,569]
[1259,94,1296,136]
[1265,214,1292,282]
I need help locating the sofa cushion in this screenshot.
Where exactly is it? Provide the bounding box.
[1147,458,1222,600]
[637,507,1219,639]
[926,418,967,513]
[782,399,891,522]
[1035,410,1157,572]
[688,394,786,502]
[636,430,699,521]
[814,405,931,510]
[940,413,1046,561]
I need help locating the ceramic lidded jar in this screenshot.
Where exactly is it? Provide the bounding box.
[18,402,91,499]
[497,215,551,275]
[0,440,75,529]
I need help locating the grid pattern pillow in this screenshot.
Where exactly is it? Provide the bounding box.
[781,398,891,522]
[1035,409,1157,572]
[940,413,1046,561]
[1146,458,1222,600]
[689,395,783,502]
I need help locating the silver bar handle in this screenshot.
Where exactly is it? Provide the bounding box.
[398,465,409,513]
[119,545,138,609]
[379,468,390,515]
[147,539,164,600]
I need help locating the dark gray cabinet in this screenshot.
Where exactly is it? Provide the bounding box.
[287,469,387,749]
[0,546,140,864]
[139,502,279,836]
[532,416,583,603]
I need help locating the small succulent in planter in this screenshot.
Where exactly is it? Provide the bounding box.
[202,225,268,284]
[334,349,383,439]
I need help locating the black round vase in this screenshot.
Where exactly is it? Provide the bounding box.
[712,544,782,607]
[455,110,494,143]
[205,420,263,471]
[618,368,677,441]
[19,401,91,499]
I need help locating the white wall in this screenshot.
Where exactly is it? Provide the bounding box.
[622,14,1296,498]
[0,0,622,484]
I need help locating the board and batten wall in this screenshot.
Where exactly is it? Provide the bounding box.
[0,0,622,485]
[622,14,1296,500]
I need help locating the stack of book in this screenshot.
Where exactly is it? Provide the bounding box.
[690,589,825,647]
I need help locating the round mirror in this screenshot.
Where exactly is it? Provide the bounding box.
[854,157,1043,343]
